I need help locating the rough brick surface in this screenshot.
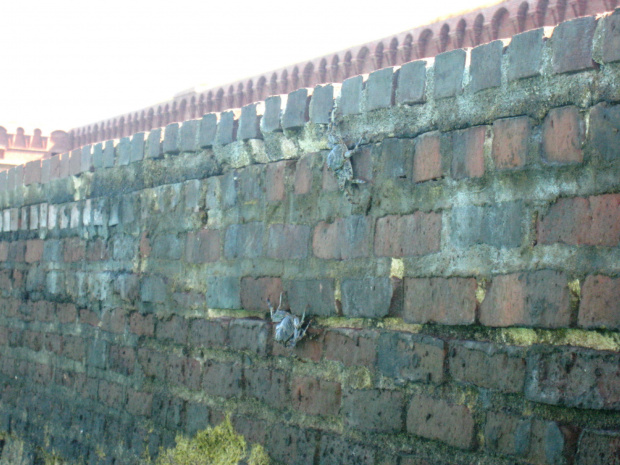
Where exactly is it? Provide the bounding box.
[342,389,404,432]
[309,84,334,124]
[588,102,620,162]
[434,49,466,99]
[312,215,371,259]
[542,106,585,163]
[451,125,486,179]
[552,16,597,74]
[470,40,503,93]
[451,201,524,249]
[366,67,394,111]
[374,212,441,257]
[507,28,544,81]
[341,277,392,318]
[266,224,310,259]
[224,222,264,259]
[480,271,571,328]
[282,88,309,129]
[491,116,530,169]
[377,332,444,384]
[323,329,376,367]
[404,277,477,325]
[237,104,262,141]
[185,229,220,263]
[537,194,620,247]
[291,377,341,416]
[576,430,620,465]
[284,279,334,316]
[413,131,442,182]
[240,276,282,312]
[407,394,475,450]
[579,275,620,330]
[340,75,363,115]
[396,60,426,105]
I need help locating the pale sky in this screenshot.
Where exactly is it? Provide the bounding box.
[0,0,496,133]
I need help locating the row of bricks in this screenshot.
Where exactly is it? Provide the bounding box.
[2,303,618,414]
[1,340,617,460]
[1,190,618,260]
[1,13,619,193]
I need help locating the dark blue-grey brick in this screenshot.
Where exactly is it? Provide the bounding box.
[366,67,395,111]
[224,222,264,259]
[396,60,426,105]
[261,96,282,133]
[216,111,236,145]
[199,113,217,148]
[147,128,163,159]
[238,103,262,140]
[163,123,179,154]
[140,276,167,303]
[284,279,335,316]
[451,201,524,249]
[130,132,145,162]
[434,49,466,99]
[282,88,309,129]
[470,40,503,93]
[507,28,544,81]
[341,277,392,318]
[340,75,363,116]
[310,84,334,124]
[206,276,240,309]
[377,332,445,384]
[178,120,199,152]
[551,16,596,74]
[116,137,131,166]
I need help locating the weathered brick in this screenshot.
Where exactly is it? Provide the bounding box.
[525,346,620,410]
[492,116,530,169]
[451,201,524,249]
[150,233,183,260]
[156,315,189,345]
[404,277,477,325]
[291,377,341,416]
[507,28,544,81]
[101,308,127,333]
[407,394,475,449]
[480,271,571,328]
[130,132,145,162]
[62,237,86,263]
[224,222,264,259]
[167,354,201,390]
[319,435,375,465]
[140,275,167,303]
[312,215,371,259]
[343,389,404,432]
[413,131,442,182]
[542,106,585,163]
[126,390,152,417]
[198,113,217,148]
[374,212,441,257]
[366,67,395,111]
[228,319,269,356]
[377,332,445,384]
[202,361,242,398]
[69,149,82,175]
[98,380,126,409]
[579,275,620,330]
[103,139,116,166]
[266,224,310,259]
[189,318,229,348]
[340,75,363,116]
[138,348,166,379]
[451,125,486,179]
[434,49,466,99]
[396,60,426,105]
[108,344,135,375]
[323,329,377,367]
[265,423,317,465]
[24,160,41,185]
[237,104,261,141]
[163,123,179,154]
[576,429,620,465]
[146,128,163,159]
[206,276,240,309]
[380,138,413,179]
[282,88,309,129]
[178,120,198,151]
[449,341,526,392]
[245,367,288,408]
[552,16,597,74]
[341,277,392,318]
[260,96,282,133]
[265,160,294,201]
[294,155,313,195]
[215,111,236,145]
[117,137,131,165]
[25,239,44,263]
[240,277,282,312]
[284,279,334,316]
[470,40,503,93]
[537,194,620,247]
[309,84,334,124]
[185,229,220,263]
[57,303,77,324]
[587,102,620,163]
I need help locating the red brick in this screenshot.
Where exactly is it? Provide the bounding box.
[127,390,153,417]
[33,300,55,322]
[451,126,486,179]
[542,106,585,163]
[414,131,442,182]
[267,224,310,259]
[491,116,530,169]
[156,315,188,345]
[579,275,620,330]
[407,394,475,450]
[43,333,63,354]
[294,155,314,195]
[202,360,242,398]
[374,212,441,257]
[57,303,77,324]
[80,308,101,327]
[245,367,288,408]
[130,312,155,337]
[538,194,620,247]
[292,377,341,416]
[185,229,220,263]
[62,335,85,361]
[86,238,109,261]
[139,232,151,258]
[101,308,127,333]
[9,240,25,262]
[240,276,283,311]
[480,271,571,328]
[189,318,230,349]
[323,329,377,367]
[312,215,371,259]
[551,16,597,74]
[228,319,269,356]
[272,326,323,361]
[404,277,477,325]
[266,160,294,201]
[449,341,526,393]
[63,237,86,262]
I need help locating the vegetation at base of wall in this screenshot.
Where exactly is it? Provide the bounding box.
[148,415,270,465]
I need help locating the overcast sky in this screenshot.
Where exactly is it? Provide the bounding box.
[0,0,495,133]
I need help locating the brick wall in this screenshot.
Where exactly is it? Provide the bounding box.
[0,10,619,465]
